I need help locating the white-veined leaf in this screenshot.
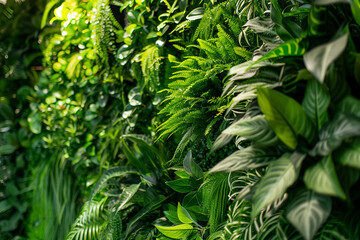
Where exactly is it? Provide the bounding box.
[252,153,297,217]
[116,183,141,212]
[304,155,346,199]
[286,190,331,240]
[210,147,281,173]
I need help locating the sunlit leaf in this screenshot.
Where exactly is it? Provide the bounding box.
[155,224,194,239]
[177,203,195,224]
[28,112,42,134]
[257,87,315,149]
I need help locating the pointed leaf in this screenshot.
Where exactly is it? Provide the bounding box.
[304,33,348,82]
[166,178,195,193]
[257,87,315,149]
[155,224,194,239]
[177,203,195,224]
[286,190,331,240]
[183,150,203,179]
[336,138,360,169]
[116,183,141,212]
[310,113,360,156]
[304,155,346,199]
[252,153,297,217]
[314,0,352,5]
[302,79,330,131]
[223,115,279,146]
[210,147,281,173]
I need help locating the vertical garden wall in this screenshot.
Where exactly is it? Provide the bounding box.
[1,0,360,239]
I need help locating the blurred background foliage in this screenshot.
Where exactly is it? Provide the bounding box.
[1,0,360,239]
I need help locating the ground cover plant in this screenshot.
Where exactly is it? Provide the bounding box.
[1,0,360,239]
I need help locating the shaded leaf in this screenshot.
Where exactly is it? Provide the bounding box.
[336,138,360,169]
[310,113,360,156]
[336,96,360,118]
[286,190,331,240]
[183,150,203,179]
[314,0,353,5]
[28,112,42,134]
[116,183,141,212]
[166,178,195,193]
[304,155,346,199]
[0,145,17,155]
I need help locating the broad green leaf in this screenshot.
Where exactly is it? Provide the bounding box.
[310,113,360,156]
[336,96,360,118]
[286,190,331,240]
[89,167,139,202]
[177,203,195,224]
[28,112,42,134]
[257,87,315,149]
[304,155,346,199]
[304,33,348,82]
[166,178,195,193]
[251,39,306,66]
[0,145,17,155]
[164,205,182,225]
[223,115,279,146]
[336,138,360,169]
[183,150,203,179]
[116,183,141,212]
[155,224,194,239]
[210,147,281,173]
[252,153,297,217]
[0,104,14,121]
[302,79,330,131]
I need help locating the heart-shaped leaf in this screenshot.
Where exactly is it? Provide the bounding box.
[304,155,346,199]
[286,190,331,240]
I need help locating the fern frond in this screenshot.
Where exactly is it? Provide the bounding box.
[66,199,107,240]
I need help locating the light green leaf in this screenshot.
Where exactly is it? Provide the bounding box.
[155,224,194,239]
[183,150,203,179]
[210,147,281,173]
[304,155,346,199]
[257,87,315,149]
[177,203,195,224]
[302,79,330,131]
[186,7,204,20]
[223,115,279,146]
[352,0,360,26]
[336,138,360,169]
[28,112,42,134]
[304,33,348,82]
[252,153,297,217]
[286,190,331,240]
[116,183,141,212]
[310,113,360,156]
[0,145,17,155]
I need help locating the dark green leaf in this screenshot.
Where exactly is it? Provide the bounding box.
[166,179,195,193]
[335,138,360,169]
[257,87,315,149]
[302,79,330,131]
[314,0,353,5]
[304,155,346,199]
[0,145,17,155]
[286,190,331,240]
[116,183,141,212]
[336,96,360,118]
